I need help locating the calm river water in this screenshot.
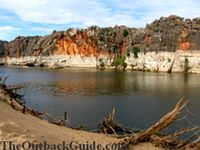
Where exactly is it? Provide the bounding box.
[0,66,200,131]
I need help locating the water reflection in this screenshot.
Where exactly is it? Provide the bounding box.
[0,67,200,130]
[35,71,199,99]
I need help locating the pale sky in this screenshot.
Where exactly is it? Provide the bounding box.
[0,0,199,41]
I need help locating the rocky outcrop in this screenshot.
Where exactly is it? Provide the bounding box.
[0,15,200,73]
[146,15,200,52]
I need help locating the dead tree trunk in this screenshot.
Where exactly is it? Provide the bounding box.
[120,99,187,145]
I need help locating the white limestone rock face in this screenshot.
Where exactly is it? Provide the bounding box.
[124,51,200,73]
[143,52,159,72]
[4,55,97,68]
[2,51,200,74]
[172,56,185,72]
[157,52,175,72]
[49,55,97,68]
[171,51,200,73]
[125,52,143,70]
[189,57,200,73]
[97,54,113,68]
[125,52,175,72]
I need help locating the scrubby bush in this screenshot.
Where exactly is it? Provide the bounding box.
[132,47,140,58]
[123,29,129,37]
[111,55,126,68]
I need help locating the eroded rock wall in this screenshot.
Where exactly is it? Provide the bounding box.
[1,15,200,58]
[0,15,200,72]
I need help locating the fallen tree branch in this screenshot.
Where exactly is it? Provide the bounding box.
[149,127,200,149]
[118,99,190,146]
[98,108,134,136]
[46,112,68,127]
[2,75,9,85]
[6,83,30,91]
[99,108,116,134]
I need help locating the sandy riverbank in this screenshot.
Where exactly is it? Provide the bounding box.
[0,88,163,150]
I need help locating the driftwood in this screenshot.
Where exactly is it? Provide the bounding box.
[121,99,187,145]
[6,83,29,99]
[116,99,200,149]
[2,75,9,86]
[99,108,117,135]
[99,108,133,136]
[0,76,45,118]
[149,127,200,149]
[0,76,28,99]
[46,111,68,127]
[8,97,46,119]
[6,83,29,91]
[0,76,69,127]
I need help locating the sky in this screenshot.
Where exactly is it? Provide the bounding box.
[0,0,199,41]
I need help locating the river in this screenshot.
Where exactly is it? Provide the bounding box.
[0,66,200,132]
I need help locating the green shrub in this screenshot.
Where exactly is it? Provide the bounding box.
[132,47,140,58]
[123,29,129,37]
[111,55,126,68]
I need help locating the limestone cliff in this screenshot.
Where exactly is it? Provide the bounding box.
[0,15,200,73]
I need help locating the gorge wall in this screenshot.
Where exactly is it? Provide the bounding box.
[0,15,200,73]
